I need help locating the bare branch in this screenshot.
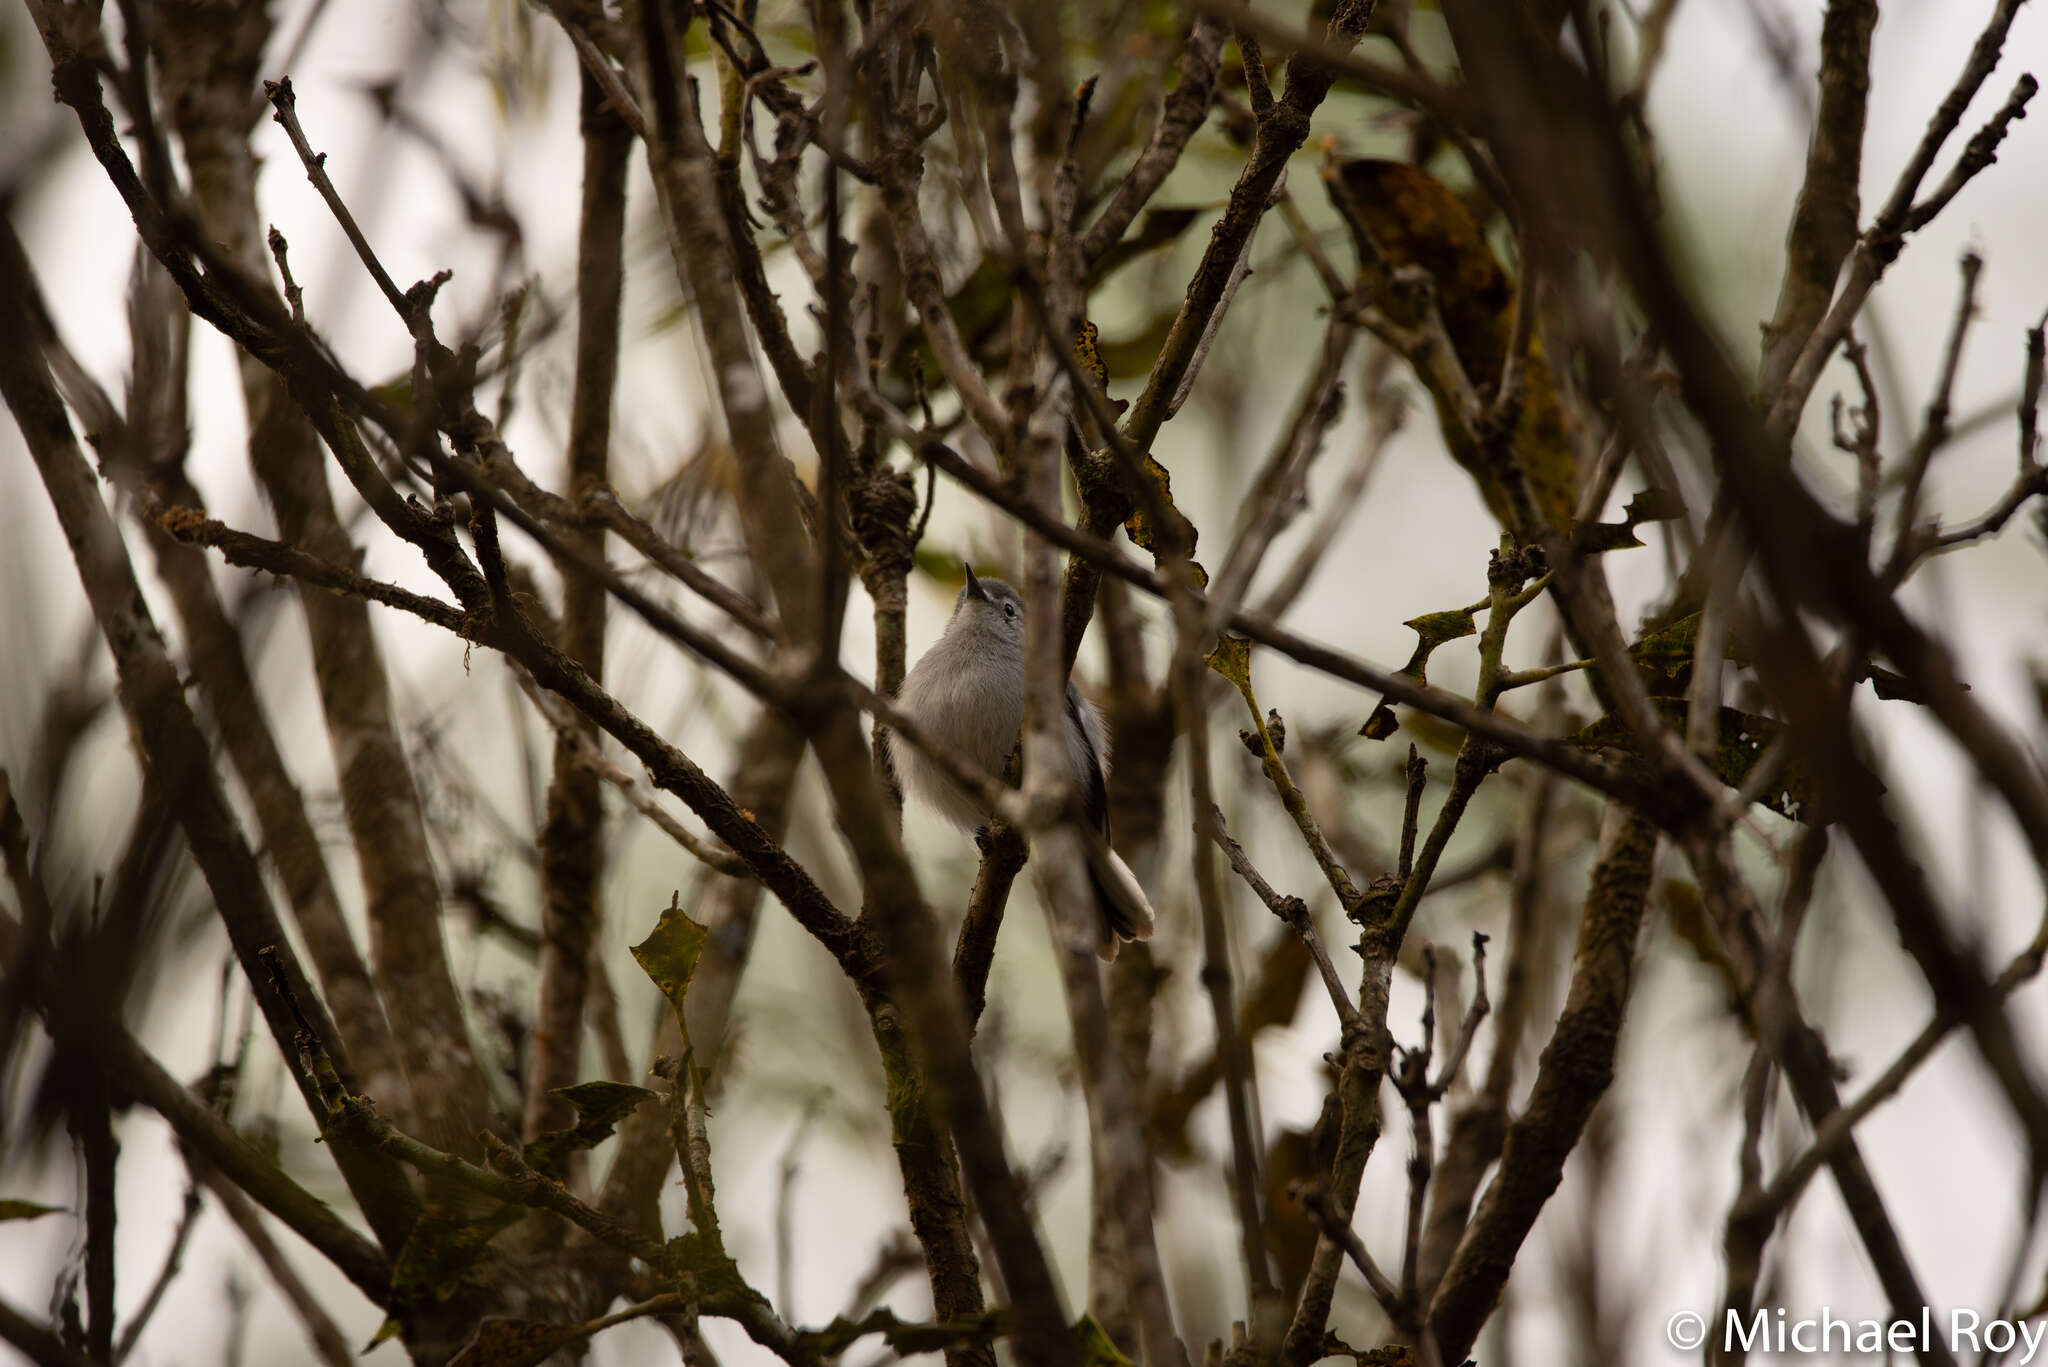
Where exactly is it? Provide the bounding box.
[1756,0,1878,400]
[1767,12,2037,438]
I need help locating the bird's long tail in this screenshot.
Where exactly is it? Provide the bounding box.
[1086,846,1156,963]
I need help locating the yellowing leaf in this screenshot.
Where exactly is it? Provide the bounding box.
[1120,452,1209,586]
[1403,608,1477,654]
[1205,633,1254,689]
[632,892,710,1042]
[1074,321,1110,391]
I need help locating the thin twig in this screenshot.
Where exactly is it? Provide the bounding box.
[1749,897,2048,1225]
[193,1169,353,1367]
[1291,1181,1403,1321]
[1398,745,1426,883]
[1884,250,1983,582]
[112,1176,203,1362]
[263,78,413,325]
[1175,615,1279,1314]
[1209,805,1359,1026]
[513,671,751,877]
[1766,0,2036,439]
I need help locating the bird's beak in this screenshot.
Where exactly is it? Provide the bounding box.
[963,564,986,600]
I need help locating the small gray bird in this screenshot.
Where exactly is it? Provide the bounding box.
[895,567,1156,960]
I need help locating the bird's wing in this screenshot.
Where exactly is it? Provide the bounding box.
[1065,682,1110,838]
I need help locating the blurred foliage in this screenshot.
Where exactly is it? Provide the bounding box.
[1330,160,1577,532]
[1570,703,1819,823]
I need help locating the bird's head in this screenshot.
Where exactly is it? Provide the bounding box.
[950,565,1026,649]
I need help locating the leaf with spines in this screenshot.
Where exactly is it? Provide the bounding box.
[1575,487,1686,554]
[1399,608,1478,685]
[1358,606,1478,741]
[1121,451,1208,587]
[522,1081,657,1175]
[1867,664,1959,704]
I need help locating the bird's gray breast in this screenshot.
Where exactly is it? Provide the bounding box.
[895,632,1025,828]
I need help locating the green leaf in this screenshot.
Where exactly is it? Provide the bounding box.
[1074,1313,1136,1367]
[1075,321,1110,391]
[553,1081,656,1131]
[362,1318,405,1353]
[1090,309,1182,382]
[1660,877,1744,1003]
[632,892,710,1042]
[1402,608,1477,677]
[1627,611,1700,695]
[367,376,415,418]
[0,1200,65,1223]
[1702,711,1808,818]
[523,1081,657,1175]
[1625,611,1760,698]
